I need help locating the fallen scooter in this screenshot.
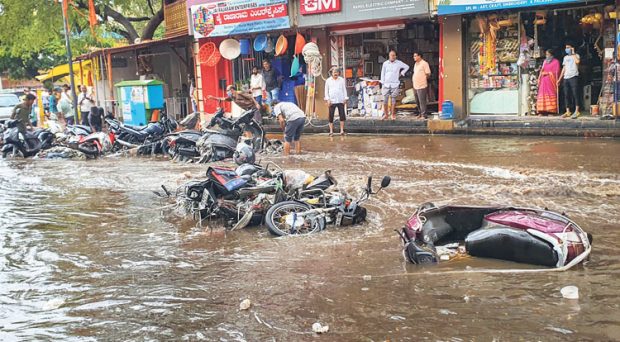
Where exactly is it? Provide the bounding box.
[398,204,592,269]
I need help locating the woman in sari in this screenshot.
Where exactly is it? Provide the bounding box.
[537,50,561,115]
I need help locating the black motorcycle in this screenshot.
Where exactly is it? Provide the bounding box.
[107,112,178,153]
[1,120,54,158]
[196,108,264,164]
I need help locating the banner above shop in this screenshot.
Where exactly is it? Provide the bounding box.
[437,0,581,16]
[189,0,290,38]
[297,0,427,27]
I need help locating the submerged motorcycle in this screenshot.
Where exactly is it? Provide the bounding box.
[68,131,116,157]
[264,175,391,236]
[398,204,592,270]
[161,111,218,161]
[1,120,54,158]
[161,163,285,228]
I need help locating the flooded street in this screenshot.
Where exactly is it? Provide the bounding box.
[1,134,619,341]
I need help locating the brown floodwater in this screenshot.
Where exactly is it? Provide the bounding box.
[1,134,619,341]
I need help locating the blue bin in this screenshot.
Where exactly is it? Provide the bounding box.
[239,39,251,55]
[440,100,454,120]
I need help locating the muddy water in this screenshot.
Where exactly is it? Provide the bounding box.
[1,135,619,341]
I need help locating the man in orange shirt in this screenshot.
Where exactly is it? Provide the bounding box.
[412,52,431,119]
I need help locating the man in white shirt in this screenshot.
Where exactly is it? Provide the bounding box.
[558,43,581,118]
[380,50,409,120]
[324,68,348,136]
[412,52,432,118]
[77,85,95,126]
[250,66,266,107]
[273,100,306,156]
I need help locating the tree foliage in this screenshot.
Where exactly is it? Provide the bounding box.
[0,0,166,78]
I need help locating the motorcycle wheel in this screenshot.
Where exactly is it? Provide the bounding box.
[2,146,21,158]
[78,143,100,157]
[265,201,324,237]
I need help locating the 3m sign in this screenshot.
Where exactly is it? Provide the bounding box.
[300,0,341,15]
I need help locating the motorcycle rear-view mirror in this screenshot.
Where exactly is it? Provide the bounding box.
[366,176,373,193]
[380,176,391,189]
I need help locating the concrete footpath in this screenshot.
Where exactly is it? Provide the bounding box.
[262,115,620,137]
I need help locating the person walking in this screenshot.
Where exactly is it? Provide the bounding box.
[262,60,280,105]
[24,87,38,127]
[380,50,409,120]
[49,88,61,122]
[10,94,36,134]
[273,100,306,156]
[536,50,561,115]
[558,43,581,119]
[78,85,95,126]
[250,66,266,106]
[59,87,74,126]
[89,106,104,132]
[324,68,348,136]
[412,52,431,119]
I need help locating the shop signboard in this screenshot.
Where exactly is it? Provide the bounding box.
[297,0,427,27]
[300,0,342,15]
[438,0,581,16]
[189,0,289,38]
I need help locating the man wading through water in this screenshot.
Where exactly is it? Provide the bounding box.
[11,94,36,134]
[273,100,306,156]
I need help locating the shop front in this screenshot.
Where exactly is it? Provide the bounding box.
[297,0,433,119]
[439,0,618,118]
[188,0,296,117]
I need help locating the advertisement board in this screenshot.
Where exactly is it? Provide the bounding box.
[297,0,427,27]
[438,0,581,15]
[190,0,290,38]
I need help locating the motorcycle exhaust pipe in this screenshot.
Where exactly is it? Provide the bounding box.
[116,139,138,149]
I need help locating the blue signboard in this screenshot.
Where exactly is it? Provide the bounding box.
[438,0,581,16]
[190,0,290,38]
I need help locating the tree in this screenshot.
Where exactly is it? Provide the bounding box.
[0,0,167,78]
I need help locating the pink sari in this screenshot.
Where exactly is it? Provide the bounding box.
[537,58,560,114]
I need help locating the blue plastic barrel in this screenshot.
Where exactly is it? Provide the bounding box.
[239,39,250,55]
[440,100,454,120]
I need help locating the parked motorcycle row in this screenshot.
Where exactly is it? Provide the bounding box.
[1,108,273,162]
[157,161,392,236]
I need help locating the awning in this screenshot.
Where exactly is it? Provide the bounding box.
[75,35,189,60]
[36,60,92,82]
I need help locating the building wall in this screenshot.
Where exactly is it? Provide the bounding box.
[440,15,464,119]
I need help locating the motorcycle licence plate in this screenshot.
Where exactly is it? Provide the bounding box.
[335,212,344,226]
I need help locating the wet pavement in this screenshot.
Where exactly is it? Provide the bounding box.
[1,134,619,341]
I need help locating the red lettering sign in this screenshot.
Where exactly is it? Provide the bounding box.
[300,0,341,15]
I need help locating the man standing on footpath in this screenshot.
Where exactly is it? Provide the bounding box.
[273,100,306,156]
[78,85,95,126]
[324,68,348,136]
[558,43,581,119]
[11,94,36,134]
[412,52,431,119]
[262,60,280,105]
[250,66,266,106]
[380,50,409,120]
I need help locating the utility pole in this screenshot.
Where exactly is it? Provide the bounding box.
[61,0,78,113]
